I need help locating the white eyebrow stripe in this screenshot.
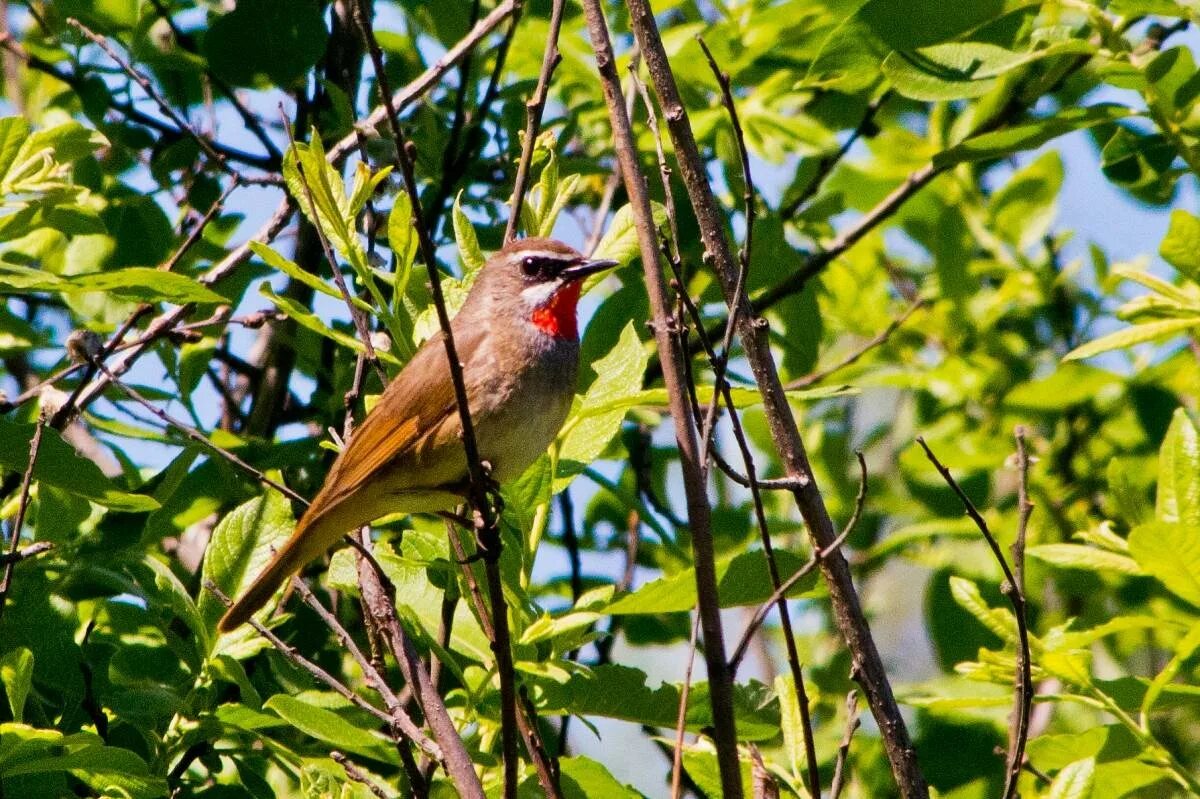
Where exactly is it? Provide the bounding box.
[516,250,577,261]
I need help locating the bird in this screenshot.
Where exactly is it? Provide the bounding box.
[218,237,616,631]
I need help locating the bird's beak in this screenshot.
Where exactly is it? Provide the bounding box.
[559,257,618,282]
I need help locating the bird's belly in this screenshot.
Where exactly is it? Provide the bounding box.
[475,372,573,484]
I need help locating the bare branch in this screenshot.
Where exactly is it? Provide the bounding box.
[830,690,862,799]
[670,613,701,799]
[0,411,46,621]
[621,4,927,792]
[331,752,391,799]
[580,2,743,795]
[505,0,567,242]
[915,435,1033,799]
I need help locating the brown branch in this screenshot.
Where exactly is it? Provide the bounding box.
[669,612,701,799]
[352,539,486,799]
[915,435,1033,799]
[331,752,391,799]
[621,4,927,793]
[67,18,229,168]
[830,690,862,799]
[728,451,867,675]
[580,2,743,796]
[0,412,46,621]
[505,0,566,242]
[788,298,927,390]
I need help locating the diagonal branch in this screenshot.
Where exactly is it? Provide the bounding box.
[621,3,928,793]
[579,2,744,796]
[916,435,1033,799]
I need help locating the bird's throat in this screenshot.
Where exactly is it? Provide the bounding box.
[529,281,583,339]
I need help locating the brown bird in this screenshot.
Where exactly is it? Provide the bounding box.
[219,238,616,631]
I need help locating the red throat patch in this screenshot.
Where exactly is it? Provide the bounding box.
[530,280,583,340]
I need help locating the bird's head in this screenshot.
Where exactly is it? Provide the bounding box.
[473,237,617,340]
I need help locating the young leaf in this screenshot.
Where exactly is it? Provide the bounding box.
[264,694,398,764]
[452,192,486,274]
[0,649,33,723]
[1155,408,1200,528]
[1063,317,1200,361]
[198,486,296,644]
[1128,521,1200,606]
[1047,757,1096,799]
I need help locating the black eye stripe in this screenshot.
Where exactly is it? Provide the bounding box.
[520,254,574,277]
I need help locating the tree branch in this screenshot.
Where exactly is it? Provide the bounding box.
[621,4,927,793]
[580,2,744,795]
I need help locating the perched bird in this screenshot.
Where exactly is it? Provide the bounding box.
[218,238,616,631]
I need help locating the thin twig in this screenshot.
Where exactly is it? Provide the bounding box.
[0,412,46,621]
[780,92,890,221]
[915,435,1032,799]
[787,298,927,389]
[204,580,393,725]
[829,690,862,799]
[505,0,566,242]
[580,2,743,795]
[331,752,391,799]
[145,0,282,164]
[729,452,867,676]
[95,360,306,505]
[694,37,756,478]
[670,612,701,799]
[67,18,229,167]
[289,577,441,764]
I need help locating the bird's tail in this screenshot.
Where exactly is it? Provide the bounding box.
[217,510,345,632]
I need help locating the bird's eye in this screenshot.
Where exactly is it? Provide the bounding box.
[521,256,541,278]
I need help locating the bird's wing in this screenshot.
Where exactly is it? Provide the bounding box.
[310,330,468,515]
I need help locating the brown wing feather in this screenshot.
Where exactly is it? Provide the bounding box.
[218,329,477,632]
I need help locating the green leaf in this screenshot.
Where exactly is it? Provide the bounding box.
[1129,522,1200,606]
[539,756,641,798]
[0,117,30,184]
[0,264,224,305]
[948,575,1017,642]
[0,420,159,512]
[1048,758,1096,799]
[259,283,401,366]
[203,0,329,87]
[138,555,211,658]
[0,650,32,723]
[935,105,1139,166]
[555,322,648,490]
[452,192,486,274]
[775,674,805,784]
[605,549,820,615]
[1159,210,1200,283]
[1141,624,1200,722]
[883,41,1093,102]
[533,664,781,740]
[991,150,1062,251]
[198,487,296,647]
[1064,317,1200,361]
[264,694,397,764]
[387,191,416,270]
[1156,409,1200,528]
[591,202,669,267]
[1028,544,1145,576]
